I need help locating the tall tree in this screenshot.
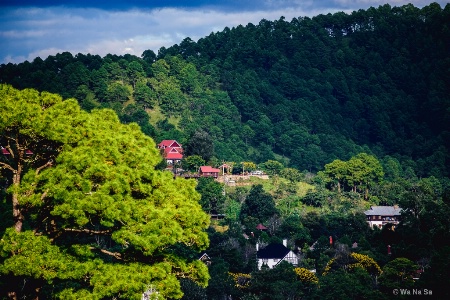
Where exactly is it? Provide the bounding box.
[184,130,214,162]
[240,185,277,224]
[0,85,210,299]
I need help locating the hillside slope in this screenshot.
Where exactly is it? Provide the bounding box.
[1,3,449,176]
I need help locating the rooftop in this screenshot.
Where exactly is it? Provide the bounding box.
[257,243,290,259]
[364,206,402,216]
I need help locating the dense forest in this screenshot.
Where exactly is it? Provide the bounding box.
[1,3,449,177]
[1,2,450,300]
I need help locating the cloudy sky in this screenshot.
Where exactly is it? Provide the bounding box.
[1,1,446,64]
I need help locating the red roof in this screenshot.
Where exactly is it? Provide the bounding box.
[1,148,33,155]
[165,152,183,160]
[164,147,180,154]
[256,223,268,230]
[199,166,220,173]
[158,140,182,148]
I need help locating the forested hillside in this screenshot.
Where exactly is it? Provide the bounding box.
[1,3,449,177]
[1,2,450,299]
[160,2,450,176]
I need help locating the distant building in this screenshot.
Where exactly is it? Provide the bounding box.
[199,166,220,178]
[198,253,211,266]
[157,140,183,165]
[256,239,298,270]
[364,205,402,228]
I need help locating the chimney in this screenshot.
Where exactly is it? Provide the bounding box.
[283,239,287,247]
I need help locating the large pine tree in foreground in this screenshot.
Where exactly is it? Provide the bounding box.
[0,85,210,299]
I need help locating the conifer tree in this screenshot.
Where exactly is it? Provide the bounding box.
[0,85,210,299]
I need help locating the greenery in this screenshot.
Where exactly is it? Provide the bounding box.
[1,2,450,299]
[0,85,210,299]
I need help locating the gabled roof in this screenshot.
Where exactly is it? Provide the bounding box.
[364,206,402,216]
[158,140,181,148]
[198,253,211,261]
[164,147,180,154]
[199,166,220,173]
[257,243,290,259]
[165,152,183,160]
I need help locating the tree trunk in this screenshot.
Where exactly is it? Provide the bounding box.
[12,164,23,232]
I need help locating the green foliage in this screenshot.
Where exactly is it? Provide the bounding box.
[1,5,450,297]
[314,268,382,299]
[196,177,226,214]
[279,167,302,183]
[184,130,214,162]
[261,160,284,175]
[106,82,131,102]
[0,86,210,299]
[247,262,308,300]
[240,185,277,224]
[378,258,417,293]
[2,3,449,175]
[323,153,384,199]
[182,155,205,172]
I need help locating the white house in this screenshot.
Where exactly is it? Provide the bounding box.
[256,239,298,270]
[364,205,402,228]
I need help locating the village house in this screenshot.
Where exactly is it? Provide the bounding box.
[364,205,402,228]
[199,166,220,178]
[256,239,298,270]
[157,140,183,165]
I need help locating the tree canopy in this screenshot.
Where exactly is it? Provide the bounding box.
[0,85,210,299]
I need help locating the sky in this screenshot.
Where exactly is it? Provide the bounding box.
[0,1,447,64]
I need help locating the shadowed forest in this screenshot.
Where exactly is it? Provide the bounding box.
[1,2,449,299]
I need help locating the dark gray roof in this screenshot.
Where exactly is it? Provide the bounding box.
[257,243,290,259]
[364,206,401,216]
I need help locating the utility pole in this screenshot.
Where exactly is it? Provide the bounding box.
[222,161,226,196]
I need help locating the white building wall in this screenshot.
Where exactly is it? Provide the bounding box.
[257,251,298,270]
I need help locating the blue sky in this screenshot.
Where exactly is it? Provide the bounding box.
[1,1,447,64]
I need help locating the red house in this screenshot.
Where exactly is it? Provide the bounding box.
[199,166,220,178]
[158,140,182,150]
[157,140,183,165]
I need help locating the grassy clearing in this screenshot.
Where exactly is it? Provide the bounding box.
[224,175,314,197]
[147,105,181,128]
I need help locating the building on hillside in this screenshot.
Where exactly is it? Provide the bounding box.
[199,166,220,178]
[256,240,298,270]
[364,205,402,228]
[157,140,183,165]
[256,223,267,231]
[198,253,212,266]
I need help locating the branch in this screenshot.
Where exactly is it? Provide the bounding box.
[89,247,122,260]
[0,161,15,172]
[100,249,122,260]
[40,190,49,200]
[64,228,112,235]
[35,160,53,175]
